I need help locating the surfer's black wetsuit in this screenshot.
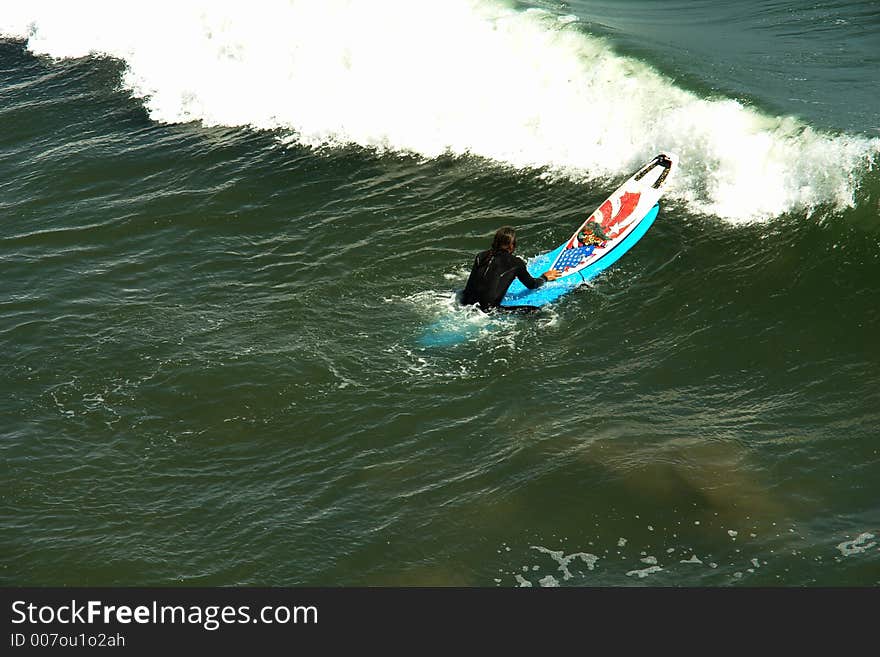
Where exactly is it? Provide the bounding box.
[460,249,547,311]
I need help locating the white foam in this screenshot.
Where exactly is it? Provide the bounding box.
[3,0,877,222]
[531,546,599,579]
[626,565,663,578]
[514,574,533,587]
[836,532,877,557]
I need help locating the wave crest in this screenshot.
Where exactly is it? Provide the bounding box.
[3,0,877,222]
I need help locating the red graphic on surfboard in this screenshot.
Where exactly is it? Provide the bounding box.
[565,191,641,250]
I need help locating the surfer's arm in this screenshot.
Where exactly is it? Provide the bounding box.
[515,261,558,289]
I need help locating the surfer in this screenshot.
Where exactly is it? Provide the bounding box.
[460,226,561,312]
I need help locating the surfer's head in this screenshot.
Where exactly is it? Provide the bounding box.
[491,226,517,253]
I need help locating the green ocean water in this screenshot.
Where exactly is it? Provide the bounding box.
[2,0,879,587]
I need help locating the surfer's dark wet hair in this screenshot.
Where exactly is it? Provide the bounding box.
[491,226,517,252]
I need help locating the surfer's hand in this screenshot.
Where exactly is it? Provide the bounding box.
[542,269,561,281]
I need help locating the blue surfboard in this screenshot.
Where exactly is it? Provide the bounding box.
[418,153,678,347]
[501,203,660,307]
[503,152,677,307]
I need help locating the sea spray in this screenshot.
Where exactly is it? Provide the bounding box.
[2,0,877,222]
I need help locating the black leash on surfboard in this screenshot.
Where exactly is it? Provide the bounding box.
[634,153,673,189]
